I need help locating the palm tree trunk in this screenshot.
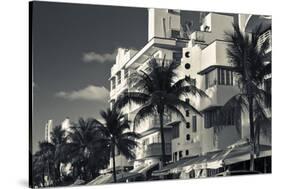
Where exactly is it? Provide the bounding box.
[159,112,166,168]
[248,96,255,171]
[111,145,117,183]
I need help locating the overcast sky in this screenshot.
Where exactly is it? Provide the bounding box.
[31,1,205,152]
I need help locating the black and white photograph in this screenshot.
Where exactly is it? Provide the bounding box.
[29,1,272,188]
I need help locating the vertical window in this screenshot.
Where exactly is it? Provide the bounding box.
[185,150,189,156]
[179,151,183,159]
[186,122,190,129]
[221,69,225,85]
[226,70,230,85]
[217,68,221,85]
[186,134,190,141]
[174,152,178,161]
[204,109,218,128]
[186,110,189,117]
[117,72,121,85]
[230,71,233,85]
[205,74,209,89]
[192,116,197,132]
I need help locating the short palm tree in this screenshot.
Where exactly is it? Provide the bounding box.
[64,118,105,181]
[117,57,207,167]
[94,105,140,183]
[224,23,271,171]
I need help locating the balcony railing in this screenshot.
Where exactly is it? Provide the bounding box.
[143,143,171,158]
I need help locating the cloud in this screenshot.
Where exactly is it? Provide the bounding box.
[55,85,109,102]
[82,51,116,63]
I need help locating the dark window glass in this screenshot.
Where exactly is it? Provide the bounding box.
[217,68,221,85]
[186,122,190,129]
[221,69,225,85]
[179,151,183,159]
[205,74,209,89]
[226,70,230,85]
[192,116,197,132]
[171,30,180,38]
[186,134,190,141]
[185,51,190,58]
[186,110,189,117]
[185,150,189,156]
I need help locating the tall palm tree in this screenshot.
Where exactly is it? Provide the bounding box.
[117,57,207,167]
[64,118,107,181]
[94,105,140,183]
[33,141,56,186]
[224,23,271,171]
[50,125,67,184]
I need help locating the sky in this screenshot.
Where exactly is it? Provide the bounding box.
[31,1,205,152]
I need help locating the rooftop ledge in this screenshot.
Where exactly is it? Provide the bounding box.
[109,37,189,79]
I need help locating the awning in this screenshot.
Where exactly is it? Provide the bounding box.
[138,163,158,174]
[152,156,198,176]
[88,174,113,185]
[181,151,221,173]
[206,142,271,169]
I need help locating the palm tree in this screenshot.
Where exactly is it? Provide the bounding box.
[117,57,207,167]
[224,23,271,171]
[64,118,107,181]
[33,141,56,187]
[93,105,140,183]
[50,125,67,184]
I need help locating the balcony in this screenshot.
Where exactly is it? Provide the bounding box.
[143,143,171,158]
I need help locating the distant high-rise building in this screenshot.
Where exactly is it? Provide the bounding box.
[44,120,53,143]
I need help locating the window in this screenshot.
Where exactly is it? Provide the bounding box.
[205,69,217,89]
[204,109,219,128]
[172,124,180,139]
[204,108,235,128]
[117,72,121,85]
[185,63,191,69]
[205,68,234,89]
[185,150,189,156]
[264,78,271,108]
[173,152,178,162]
[186,122,190,129]
[186,134,190,141]
[171,30,180,38]
[220,68,225,85]
[179,151,183,159]
[185,51,190,58]
[192,116,197,132]
[186,110,189,117]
